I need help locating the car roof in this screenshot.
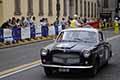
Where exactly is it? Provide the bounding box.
[62,28,100,33]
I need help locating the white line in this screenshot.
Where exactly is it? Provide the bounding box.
[0,63,40,79]
[107,35,120,41]
[0,60,41,79]
[1,34,120,79]
[39,40,53,43]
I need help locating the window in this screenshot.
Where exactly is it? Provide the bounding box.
[27,0,33,16]
[39,0,44,16]
[63,0,67,16]
[103,0,109,8]
[14,0,21,15]
[57,31,97,43]
[75,0,78,14]
[84,0,86,17]
[88,1,90,17]
[80,0,82,17]
[48,0,53,16]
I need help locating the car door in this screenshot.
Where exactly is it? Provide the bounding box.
[98,32,105,65]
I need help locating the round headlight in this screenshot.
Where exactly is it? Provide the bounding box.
[83,50,90,58]
[41,49,48,56]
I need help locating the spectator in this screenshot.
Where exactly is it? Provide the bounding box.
[24,17,31,27]
[67,16,73,27]
[54,18,60,35]
[20,16,25,27]
[39,18,44,26]
[83,17,87,23]
[70,14,81,28]
[1,19,11,29]
[41,18,49,37]
[11,17,17,28]
[32,16,36,23]
[16,18,20,27]
[78,17,84,24]
[61,17,67,29]
[29,16,33,26]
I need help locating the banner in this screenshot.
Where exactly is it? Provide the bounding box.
[3,29,13,41]
[87,21,99,29]
[35,25,42,37]
[0,29,3,42]
[21,27,31,39]
[12,27,21,41]
[41,25,48,37]
[30,25,35,38]
[49,26,56,36]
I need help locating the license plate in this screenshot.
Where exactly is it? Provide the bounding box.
[58,68,70,72]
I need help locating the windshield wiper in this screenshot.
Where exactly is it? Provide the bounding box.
[74,38,96,43]
[57,40,74,42]
[73,38,84,42]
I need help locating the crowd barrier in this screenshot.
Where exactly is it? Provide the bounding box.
[0,25,63,42]
[86,21,100,29]
[0,21,100,43]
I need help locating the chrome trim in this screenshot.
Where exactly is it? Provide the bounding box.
[41,64,93,69]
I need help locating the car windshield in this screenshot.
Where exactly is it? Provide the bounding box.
[56,30,97,43]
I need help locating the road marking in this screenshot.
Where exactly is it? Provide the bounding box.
[107,34,120,41]
[1,34,120,79]
[0,60,41,79]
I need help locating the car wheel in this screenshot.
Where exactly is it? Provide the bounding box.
[105,47,109,65]
[44,67,53,77]
[90,61,98,77]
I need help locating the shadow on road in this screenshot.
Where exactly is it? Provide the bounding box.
[43,62,116,80]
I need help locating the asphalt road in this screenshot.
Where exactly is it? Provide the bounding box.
[0,40,53,72]
[0,29,120,80]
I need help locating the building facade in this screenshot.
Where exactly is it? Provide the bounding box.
[0,0,97,25]
[98,0,117,20]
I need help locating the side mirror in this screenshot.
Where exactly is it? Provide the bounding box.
[99,41,104,45]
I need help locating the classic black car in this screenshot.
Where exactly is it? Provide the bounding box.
[40,28,112,77]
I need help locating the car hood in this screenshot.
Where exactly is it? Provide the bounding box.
[56,42,77,49]
[54,42,96,51]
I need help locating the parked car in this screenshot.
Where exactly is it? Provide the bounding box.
[40,27,112,77]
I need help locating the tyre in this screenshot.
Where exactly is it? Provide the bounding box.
[89,61,98,77]
[44,67,53,77]
[104,47,109,65]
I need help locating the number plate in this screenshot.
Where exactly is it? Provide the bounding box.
[58,68,70,72]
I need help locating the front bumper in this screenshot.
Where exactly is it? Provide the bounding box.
[41,64,93,69]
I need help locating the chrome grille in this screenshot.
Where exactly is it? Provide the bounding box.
[52,53,80,64]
